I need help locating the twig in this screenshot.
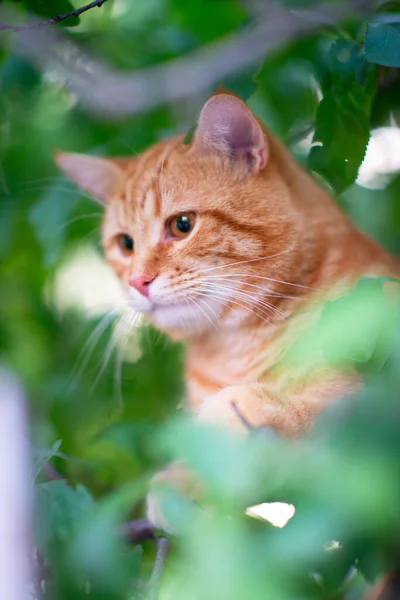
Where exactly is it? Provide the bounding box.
[43,463,65,481]
[8,0,375,118]
[121,518,157,544]
[231,401,279,438]
[122,519,170,599]
[149,537,171,600]
[231,401,257,431]
[0,0,109,31]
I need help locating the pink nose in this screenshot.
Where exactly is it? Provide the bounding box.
[129,274,155,297]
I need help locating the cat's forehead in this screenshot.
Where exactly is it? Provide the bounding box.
[123,139,218,218]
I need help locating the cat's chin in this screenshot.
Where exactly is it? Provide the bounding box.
[150,302,213,335]
[128,298,219,336]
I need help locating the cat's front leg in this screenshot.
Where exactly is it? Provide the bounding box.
[146,384,314,531]
[196,383,316,437]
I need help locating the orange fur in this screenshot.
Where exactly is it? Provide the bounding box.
[56,92,400,528]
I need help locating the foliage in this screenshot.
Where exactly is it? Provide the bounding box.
[1,0,400,599]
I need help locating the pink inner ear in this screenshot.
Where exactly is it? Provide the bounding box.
[194,94,268,172]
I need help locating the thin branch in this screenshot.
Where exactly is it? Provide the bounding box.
[43,463,65,481]
[149,537,171,600]
[0,0,109,31]
[231,401,279,438]
[231,401,256,431]
[121,518,157,544]
[122,519,170,599]
[8,0,375,118]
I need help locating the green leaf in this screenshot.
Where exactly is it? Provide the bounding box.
[35,480,94,552]
[365,3,400,67]
[170,0,247,43]
[309,39,376,192]
[21,0,80,26]
[28,181,80,266]
[254,40,320,140]
[32,439,62,481]
[279,277,400,377]
[69,504,143,597]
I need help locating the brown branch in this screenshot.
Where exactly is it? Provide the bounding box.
[43,463,65,481]
[231,401,279,438]
[149,537,171,599]
[121,518,157,544]
[9,0,375,118]
[0,0,109,31]
[121,518,170,598]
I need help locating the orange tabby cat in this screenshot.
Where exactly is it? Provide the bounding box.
[56,91,399,529]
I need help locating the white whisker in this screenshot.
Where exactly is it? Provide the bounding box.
[194,248,294,275]
[204,273,316,291]
[190,288,276,327]
[68,308,120,395]
[198,277,303,301]
[200,282,289,321]
[56,213,103,233]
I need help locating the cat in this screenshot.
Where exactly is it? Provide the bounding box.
[56,91,399,531]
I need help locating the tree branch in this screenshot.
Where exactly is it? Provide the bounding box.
[149,537,171,600]
[7,0,375,118]
[0,0,109,31]
[121,518,157,544]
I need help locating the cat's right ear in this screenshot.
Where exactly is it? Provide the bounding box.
[55,152,125,205]
[191,93,268,174]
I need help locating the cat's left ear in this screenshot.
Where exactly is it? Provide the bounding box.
[55,152,125,204]
[192,93,268,174]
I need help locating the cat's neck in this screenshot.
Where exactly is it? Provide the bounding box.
[183,302,294,408]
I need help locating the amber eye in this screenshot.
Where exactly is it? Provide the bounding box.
[168,212,196,239]
[116,233,134,254]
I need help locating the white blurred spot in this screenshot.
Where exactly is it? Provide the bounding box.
[48,245,125,317]
[246,502,296,528]
[357,126,400,189]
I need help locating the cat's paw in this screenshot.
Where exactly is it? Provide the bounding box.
[196,383,273,432]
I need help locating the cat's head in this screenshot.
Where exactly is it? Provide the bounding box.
[56,92,300,338]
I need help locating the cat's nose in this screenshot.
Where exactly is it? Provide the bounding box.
[129,274,155,297]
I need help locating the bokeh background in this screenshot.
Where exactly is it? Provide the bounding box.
[2,0,400,599]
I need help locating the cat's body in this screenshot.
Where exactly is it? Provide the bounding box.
[56,92,399,525]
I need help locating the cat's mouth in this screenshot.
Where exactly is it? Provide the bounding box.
[129,291,223,332]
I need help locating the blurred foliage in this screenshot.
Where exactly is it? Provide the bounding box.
[1,0,400,599]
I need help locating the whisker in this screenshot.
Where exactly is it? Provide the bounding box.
[68,308,121,395]
[56,213,103,233]
[17,185,99,204]
[198,277,303,301]
[194,248,294,275]
[113,309,141,410]
[189,295,220,331]
[199,282,289,321]
[89,331,118,395]
[190,288,276,327]
[204,273,316,291]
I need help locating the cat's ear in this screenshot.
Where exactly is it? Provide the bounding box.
[192,93,268,173]
[55,152,125,204]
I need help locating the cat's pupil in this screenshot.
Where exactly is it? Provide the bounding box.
[176,215,191,233]
[121,234,133,250]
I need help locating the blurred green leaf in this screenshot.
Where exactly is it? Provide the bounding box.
[365,3,400,67]
[170,0,247,42]
[309,39,376,192]
[21,0,81,26]
[35,480,94,551]
[33,439,62,481]
[28,182,80,266]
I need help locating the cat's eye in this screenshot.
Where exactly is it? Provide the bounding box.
[116,233,134,255]
[168,212,196,239]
